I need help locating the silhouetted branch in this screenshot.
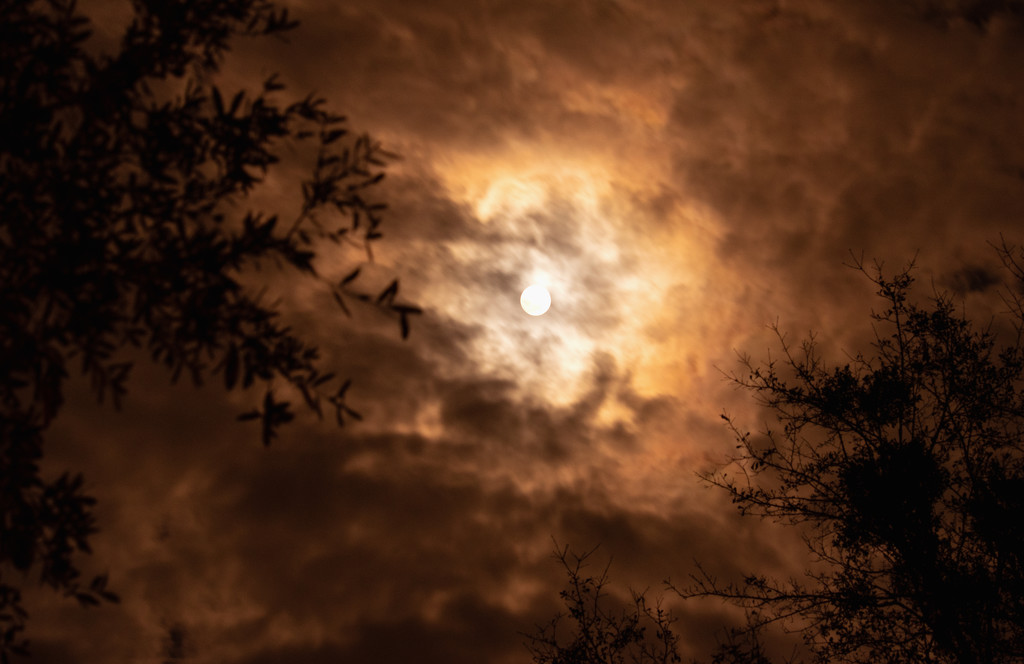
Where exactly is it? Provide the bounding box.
[0,0,416,657]
[524,544,682,664]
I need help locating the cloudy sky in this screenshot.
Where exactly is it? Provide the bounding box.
[28,0,1024,662]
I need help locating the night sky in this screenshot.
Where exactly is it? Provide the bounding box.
[25,1,1024,662]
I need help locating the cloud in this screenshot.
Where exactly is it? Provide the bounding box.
[663,0,1024,274]
[33,324,776,662]
[23,1,1024,662]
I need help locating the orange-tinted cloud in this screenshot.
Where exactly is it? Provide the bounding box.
[25,1,1024,662]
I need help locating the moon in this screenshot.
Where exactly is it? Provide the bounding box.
[521,284,551,316]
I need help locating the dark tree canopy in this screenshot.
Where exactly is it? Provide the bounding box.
[0,0,417,657]
[696,256,1024,664]
[533,253,1024,664]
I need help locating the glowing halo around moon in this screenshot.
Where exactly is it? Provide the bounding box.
[520,284,552,316]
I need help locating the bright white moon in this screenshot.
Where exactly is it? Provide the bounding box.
[520,284,551,316]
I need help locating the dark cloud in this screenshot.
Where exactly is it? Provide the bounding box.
[23,1,1024,662]
[666,0,1024,280]
[940,262,1003,294]
[35,344,735,661]
[906,0,1024,27]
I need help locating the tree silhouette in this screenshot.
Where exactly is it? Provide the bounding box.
[692,255,1024,663]
[533,252,1024,664]
[525,545,682,664]
[0,0,417,658]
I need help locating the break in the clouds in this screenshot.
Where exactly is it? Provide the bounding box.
[28,1,1024,663]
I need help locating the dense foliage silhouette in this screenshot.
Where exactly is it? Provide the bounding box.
[534,255,1024,664]
[0,0,416,657]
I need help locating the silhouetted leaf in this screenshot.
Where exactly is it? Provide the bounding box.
[340,267,360,285]
[312,372,335,387]
[212,86,225,115]
[376,279,398,305]
[323,129,346,145]
[331,289,351,316]
[229,90,244,115]
[74,593,99,608]
[224,343,239,389]
[263,73,284,92]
